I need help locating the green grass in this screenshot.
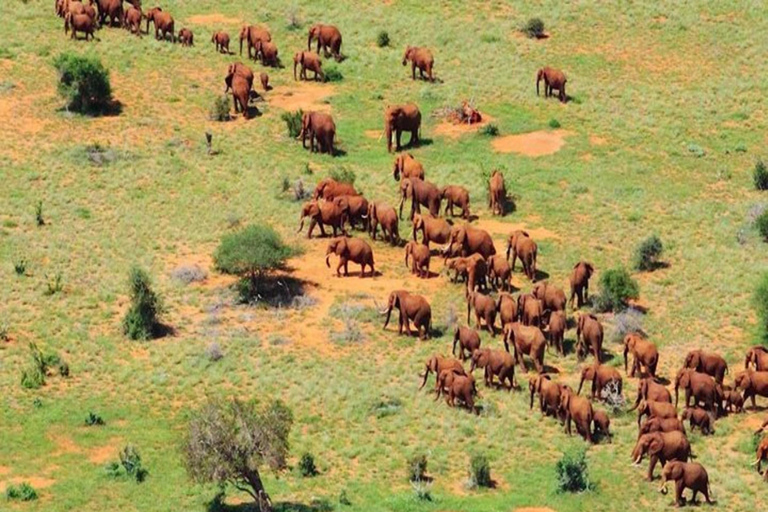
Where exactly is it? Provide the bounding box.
[1,1,768,511]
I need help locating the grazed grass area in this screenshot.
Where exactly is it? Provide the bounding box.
[1,1,768,511]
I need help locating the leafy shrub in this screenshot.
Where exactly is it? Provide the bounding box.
[13,258,27,275]
[549,118,561,129]
[103,461,122,478]
[85,411,105,426]
[522,17,545,38]
[329,167,356,185]
[376,30,390,47]
[407,454,428,482]
[281,109,303,138]
[5,482,38,501]
[468,454,492,488]
[479,123,499,136]
[20,342,68,389]
[330,318,364,345]
[53,53,112,115]
[280,176,291,193]
[122,266,164,341]
[291,178,311,201]
[286,8,302,30]
[298,452,318,477]
[44,272,63,295]
[593,267,639,312]
[35,200,44,226]
[120,445,148,483]
[754,160,768,190]
[205,342,224,362]
[753,273,768,344]
[20,365,45,389]
[756,210,768,241]
[209,95,231,122]
[633,235,664,271]
[324,65,343,82]
[338,490,351,506]
[556,448,592,493]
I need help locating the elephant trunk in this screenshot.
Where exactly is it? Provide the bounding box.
[398,194,405,220]
[297,215,305,233]
[293,59,298,81]
[674,385,679,408]
[658,478,668,494]
[325,253,332,268]
[307,32,313,51]
[536,75,541,96]
[239,34,244,55]
[385,123,392,153]
[529,385,535,410]
[467,299,471,325]
[418,366,429,390]
[623,345,629,373]
[404,250,410,269]
[577,375,585,395]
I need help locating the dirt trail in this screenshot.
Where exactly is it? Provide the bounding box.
[269,83,335,113]
[492,130,573,156]
[187,14,243,25]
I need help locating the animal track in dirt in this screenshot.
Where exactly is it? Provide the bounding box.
[492,129,573,157]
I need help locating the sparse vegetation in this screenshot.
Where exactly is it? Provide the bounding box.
[170,264,207,284]
[298,453,318,477]
[593,267,639,312]
[522,17,545,38]
[122,266,164,340]
[44,272,63,295]
[119,445,148,483]
[281,109,303,138]
[35,200,44,226]
[556,448,593,493]
[85,411,105,426]
[324,65,343,82]
[13,258,26,275]
[468,454,492,488]
[53,53,113,115]
[756,210,768,241]
[632,235,664,271]
[329,167,356,185]
[753,272,768,344]
[20,342,69,389]
[205,342,224,362]
[5,482,38,501]
[407,454,428,482]
[549,118,561,129]
[209,95,231,122]
[376,30,390,47]
[610,307,644,342]
[754,159,768,190]
[479,123,499,136]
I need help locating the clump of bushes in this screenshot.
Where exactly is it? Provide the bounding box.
[555,448,592,493]
[170,264,207,285]
[376,30,390,48]
[610,307,644,343]
[85,411,105,426]
[407,454,428,482]
[53,53,113,115]
[479,123,499,136]
[298,452,318,477]
[549,118,561,129]
[122,266,164,341]
[20,342,69,390]
[522,17,545,38]
[756,210,768,241]
[753,272,768,344]
[329,167,356,185]
[369,396,403,418]
[281,109,303,138]
[468,454,491,488]
[5,482,38,501]
[632,235,664,271]
[324,65,343,82]
[593,266,639,312]
[209,95,231,122]
[753,159,768,190]
[119,445,148,483]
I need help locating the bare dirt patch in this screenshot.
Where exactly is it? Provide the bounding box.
[0,476,56,493]
[48,432,81,457]
[88,438,123,464]
[0,466,10,476]
[434,113,494,139]
[475,218,559,241]
[269,83,335,113]
[589,135,608,146]
[187,13,243,26]
[492,130,573,157]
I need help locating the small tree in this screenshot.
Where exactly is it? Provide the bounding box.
[522,18,545,38]
[593,266,639,312]
[754,159,768,191]
[122,266,163,340]
[281,110,303,138]
[214,225,293,304]
[407,454,428,482]
[633,235,664,271]
[555,448,592,493]
[468,454,491,488]
[53,53,112,115]
[376,31,390,48]
[182,398,293,510]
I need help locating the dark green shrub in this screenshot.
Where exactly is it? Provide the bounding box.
[324,65,343,82]
[298,452,318,477]
[329,167,356,185]
[85,411,105,426]
[756,210,768,241]
[479,123,499,136]
[13,257,27,275]
[556,448,592,493]
[376,31,390,47]
[122,266,163,340]
[549,118,561,129]
[407,454,428,482]
[633,235,664,271]
[120,445,148,483]
[21,365,45,389]
[103,461,122,478]
[338,490,351,506]
[35,200,44,226]
[53,53,112,115]
[281,109,303,138]
[522,18,545,38]
[468,454,491,488]
[5,482,38,501]
[753,273,768,344]
[209,95,231,122]
[754,160,768,190]
[593,267,639,312]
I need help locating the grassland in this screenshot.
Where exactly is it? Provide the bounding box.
[1,1,768,511]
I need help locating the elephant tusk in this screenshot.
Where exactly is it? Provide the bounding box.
[325,254,332,268]
[751,459,761,466]
[659,484,668,495]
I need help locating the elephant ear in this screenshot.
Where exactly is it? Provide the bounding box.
[648,435,664,455]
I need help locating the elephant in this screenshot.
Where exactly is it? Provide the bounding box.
[467,291,496,335]
[623,333,659,378]
[178,28,194,47]
[224,72,253,119]
[300,111,336,154]
[506,230,537,281]
[368,202,399,245]
[683,349,728,384]
[559,386,594,443]
[529,374,561,417]
[674,368,717,413]
[393,153,424,182]
[659,461,714,507]
[453,326,481,360]
[325,237,374,278]
[532,282,566,312]
[308,24,342,60]
[576,314,603,362]
[313,178,358,201]
[639,417,686,438]
[81,1,97,21]
[632,431,691,481]
[399,178,441,220]
[145,7,174,42]
[239,25,271,60]
[211,31,230,53]
[293,51,324,81]
[297,200,347,239]
[123,5,142,34]
[593,409,612,443]
[578,363,622,401]
[517,294,544,328]
[447,254,487,293]
[754,436,768,481]
[380,290,431,340]
[735,370,768,409]
[496,293,518,328]
[404,241,430,278]
[385,103,421,153]
[440,372,478,414]
[418,354,464,391]
[65,12,96,40]
[96,0,122,27]
[469,348,515,390]
[745,346,768,371]
[504,322,546,374]
[486,255,511,292]
[256,40,279,67]
[723,389,744,413]
[488,170,506,216]
[569,261,594,309]
[680,407,714,435]
[446,225,496,260]
[545,310,566,356]
[402,46,434,81]
[412,213,451,247]
[636,399,678,428]
[259,73,270,92]
[630,378,672,411]
[536,66,567,103]
[440,185,470,219]
[332,195,369,231]
[225,62,254,92]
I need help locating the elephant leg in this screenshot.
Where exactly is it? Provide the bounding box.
[343,259,349,276]
[318,221,327,238]
[676,480,685,506]
[396,129,402,151]
[411,128,419,146]
[307,219,316,239]
[647,455,658,481]
[411,62,416,80]
[335,258,343,277]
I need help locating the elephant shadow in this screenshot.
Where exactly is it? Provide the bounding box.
[336,270,382,278]
[541,364,560,375]
[209,501,337,512]
[599,351,616,364]
[562,337,576,355]
[244,105,262,119]
[502,194,518,215]
[533,269,550,281]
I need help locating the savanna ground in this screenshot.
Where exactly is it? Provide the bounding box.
[1,1,767,511]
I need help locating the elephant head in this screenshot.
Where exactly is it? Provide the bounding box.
[398,179,415,219]
[307,23,322,49]
[735,371,752,391]
[658,461,684,494]
[238,25,250,55]
[402,46,415,66]
[505,230,529,259]
[536,68,546,96]
[468,348,487,374]
[674,368,693,408]
[684,350,702,371]
[297,201,320,233]
[325,237,348,268]
[300,111,315,144]
[418,355,440,389]
[404,241,416,268]
[384,105,406,152]
[558,385,575,415]
[411,212,425,240]
[577,365,597,395]
[380,290,409,330]
[579,261,595,279]
[393,154,405,181]
[293,51,304,80]
[632,433,663,465]
[528,375,546,409]
[623,334,639,373]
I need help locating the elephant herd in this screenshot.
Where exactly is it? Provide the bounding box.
[56,1,188,42]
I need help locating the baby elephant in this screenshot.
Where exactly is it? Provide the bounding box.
[438,370,478,414]
[593,409,612,443]
[659,461,714,507]
[681,407,714,435]
[404,241,430,278]
[178,28,194,46]
[440,185,470,219]
[212,31,230,53]
[325,237,374,278]
[724,389,744,413]
[452,326,481,360]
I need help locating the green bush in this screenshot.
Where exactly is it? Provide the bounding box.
[122,266,163,341]
[13,257,27,275]
[104,461,122,479]
[120,445,148,483]
[85,411,105,426]
[753,273,768,344]
[329,167,356,185]
[281,109,303,138]
[5,482,38,501]
[209,95,231,122]
[522,17,545,38]
[555,448,592,493]
[407,454,428,482]
[594,266,639,312]
[20,342,68,389]
[44,272,63,296]
[549,118,561,129]
[756,210,768,241]
[754,160,768,190]
[633,235,664,271]
[324,65,343,82]
[20,365,45,389]
[468,454,491,488]
[53,53,112,115]
[376,31,390,48]
[298,452,318,477]
[479,123,499,136]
